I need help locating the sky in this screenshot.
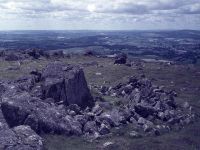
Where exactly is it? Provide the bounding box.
[0,0,200,30]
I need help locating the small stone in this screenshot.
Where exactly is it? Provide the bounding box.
[84,132,100,142]
[137,117,147,125]
[69,110,76,116]
[92,104,103,116]
[111,93,117,97]
[143,124,152,132]
[84,121,97,134]
[100,86,109,94]
[99,122,111,135]
[103,141,115,149]
[130,117,138,124]
[129,131,142,138]
[121,90,126,95]
[183,117,193,125]
[154,129,161,136]
[158,112,165,120]
[75,115,88,125]
[183,102,190,109]
[108,87,112,91]
[167,118,180,125]
[68,104,81,114]
[95,72,102,76]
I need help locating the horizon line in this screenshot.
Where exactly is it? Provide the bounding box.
[0,29,200,32]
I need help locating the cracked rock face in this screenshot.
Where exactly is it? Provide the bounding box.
[1,91,84,136]
[0,63,95,148]
[41,63,94,108]
[0,126,44,150]
[0,109,43,150]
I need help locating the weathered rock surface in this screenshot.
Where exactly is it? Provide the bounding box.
[1,91,83,135]
[96,108,126,127]
[0,126,44,150]
[0,62,96,148]
[0,109,43,150]
[0,63,93,148]
[41,63,94,108]
[129,131,142,138]
[93,76,195,137]
[0,59,195,147]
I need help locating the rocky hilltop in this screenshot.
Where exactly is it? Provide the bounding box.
[0,50,198,149]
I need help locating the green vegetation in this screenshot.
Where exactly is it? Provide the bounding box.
[0,55,200,150]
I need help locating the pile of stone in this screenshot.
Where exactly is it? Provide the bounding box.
[0,62,195,148]
[0,62,94,148]
[96,76,195,135]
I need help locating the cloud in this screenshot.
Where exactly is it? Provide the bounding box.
[179,3,200,14]
[0,0,199,30]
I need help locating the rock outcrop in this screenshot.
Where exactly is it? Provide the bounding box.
[0,61,195,147]
[4,52,20,61]
[0,126,44,150]
[0,62,94,136]
[0,109,43,150]
[0,62,96,148]
[41,63,94,108]
[0,49,67,61]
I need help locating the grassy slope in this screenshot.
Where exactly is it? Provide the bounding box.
[0,56,200,150]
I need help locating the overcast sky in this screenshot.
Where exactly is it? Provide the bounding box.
[0,0,200,30]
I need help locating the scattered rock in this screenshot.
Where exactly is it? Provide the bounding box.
[98,121,111,135]
[26,49,42,59]
[92,104,103,116]
[4,52,20,61]
[114,53,127,64]
[100,86,109,95]
[134,104,156,118]
[0,123,44,150]
[129,131,142,138]
[0,56,195,143]
[97,108,126,127]
[75,115,88,126]
[67,104,81,114]
[84,121,97,134]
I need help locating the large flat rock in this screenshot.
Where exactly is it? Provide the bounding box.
[0,108,43,150]
[1,91,82,135]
